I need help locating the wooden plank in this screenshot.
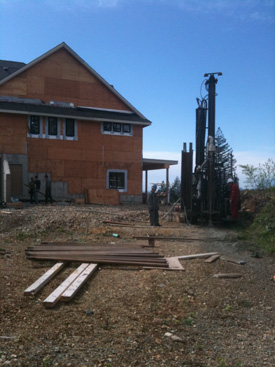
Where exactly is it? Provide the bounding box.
[220,256,246,265]
[6,202,23,209]
[133,236,224,241]
[204,254,221,263]
[177,252,219,260]
[43,263,89,308]
[144,257,185,271]
[103,220,132,226]
[166,257,185,270]
[26,251,164,260]
[26,249,162,257]
[27,255,165,263]
[29,255,169,267]
[61,263,98,301]
[24,263,65,296]
[26,245,155,253]
[213,273,242,279]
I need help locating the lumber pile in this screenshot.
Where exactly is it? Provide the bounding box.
[25,242,169,268]
[24,262,98,308]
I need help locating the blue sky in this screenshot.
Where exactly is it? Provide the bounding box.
[0,0,274,187]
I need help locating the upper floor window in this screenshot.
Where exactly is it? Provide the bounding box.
[29,116,40,134]
[65,118,75,137]
[102,122,132,136]
[48,117,58,136]
[113,123,121,133]
[123,124,131,134]
[63,118,77,140]
[103,122,112,132]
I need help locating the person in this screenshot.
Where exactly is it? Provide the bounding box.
[34,175,41,205]
[148,184,161,226]
[28,177,35,204]
[44,175,53,204]
[227,178,240,220]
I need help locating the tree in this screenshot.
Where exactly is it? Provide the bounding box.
[169,176,181,203]
[240,158,275,191]
[215,127,237,182]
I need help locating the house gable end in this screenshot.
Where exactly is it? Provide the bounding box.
[0,42,146,118]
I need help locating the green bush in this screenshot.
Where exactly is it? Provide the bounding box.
[250,198,275,253]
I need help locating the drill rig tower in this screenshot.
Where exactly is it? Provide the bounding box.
[181,72,223,223]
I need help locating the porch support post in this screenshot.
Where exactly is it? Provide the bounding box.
[166,166,169,204]
[145,170,148,202]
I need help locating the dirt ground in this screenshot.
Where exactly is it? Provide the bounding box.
[0,203,274,367]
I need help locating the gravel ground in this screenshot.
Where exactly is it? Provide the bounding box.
[0,204,274,367]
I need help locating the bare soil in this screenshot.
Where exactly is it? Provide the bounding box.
[0,204,274,367]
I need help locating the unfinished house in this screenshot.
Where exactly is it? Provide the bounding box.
[0,42,152,205]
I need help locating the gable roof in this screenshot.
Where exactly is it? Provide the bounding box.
[0,42,147,120]
[0,60,26,81]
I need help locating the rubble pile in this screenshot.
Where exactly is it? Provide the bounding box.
[0,204,150,241]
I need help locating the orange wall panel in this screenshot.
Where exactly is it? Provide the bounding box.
[46,160,65,178]
[0,114,27,154]
[27,76,45,95]
[81,149,102,162]
[67,177,82,194]
[82,178,105,190]
[27,144,48,159]
[0,77,27,96]
[62,61,96,82]
[47,146,82,161]
[0,48,130,111]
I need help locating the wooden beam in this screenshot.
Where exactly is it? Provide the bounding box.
[204,254,221,263]
[133,236,224,241]
[177,252,219,260]
[144,257,185,271]
[43,263,89,308]
[61,263,98,302]
[24,263,65,296]
[28,255,169,267]
[103,220,132,226]
[213,273,242,279]
[220,256,246,265]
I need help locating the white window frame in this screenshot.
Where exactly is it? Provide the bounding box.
[101,122,133,136]
[107,169,128,192]
[27,115,43,138]
[63,118,78,141]
[46,117,61,139]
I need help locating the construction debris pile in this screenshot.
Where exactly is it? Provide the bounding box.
[0,204,150,240]
[1,204,274,367]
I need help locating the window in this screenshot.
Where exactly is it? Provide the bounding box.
[103,122,112,132]
[48,117,58,136]
[29,116,40,134]
[123,124,131,134]
[107,169,127,191]
[65,118,75,137]
[113,123,121,132]
[28,115,77,140]
[102,122,132,136]
[63,118,77,140]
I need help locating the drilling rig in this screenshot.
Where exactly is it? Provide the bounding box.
[181,72,230,223]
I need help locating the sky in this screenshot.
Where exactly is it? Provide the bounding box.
[0,0,274,188]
